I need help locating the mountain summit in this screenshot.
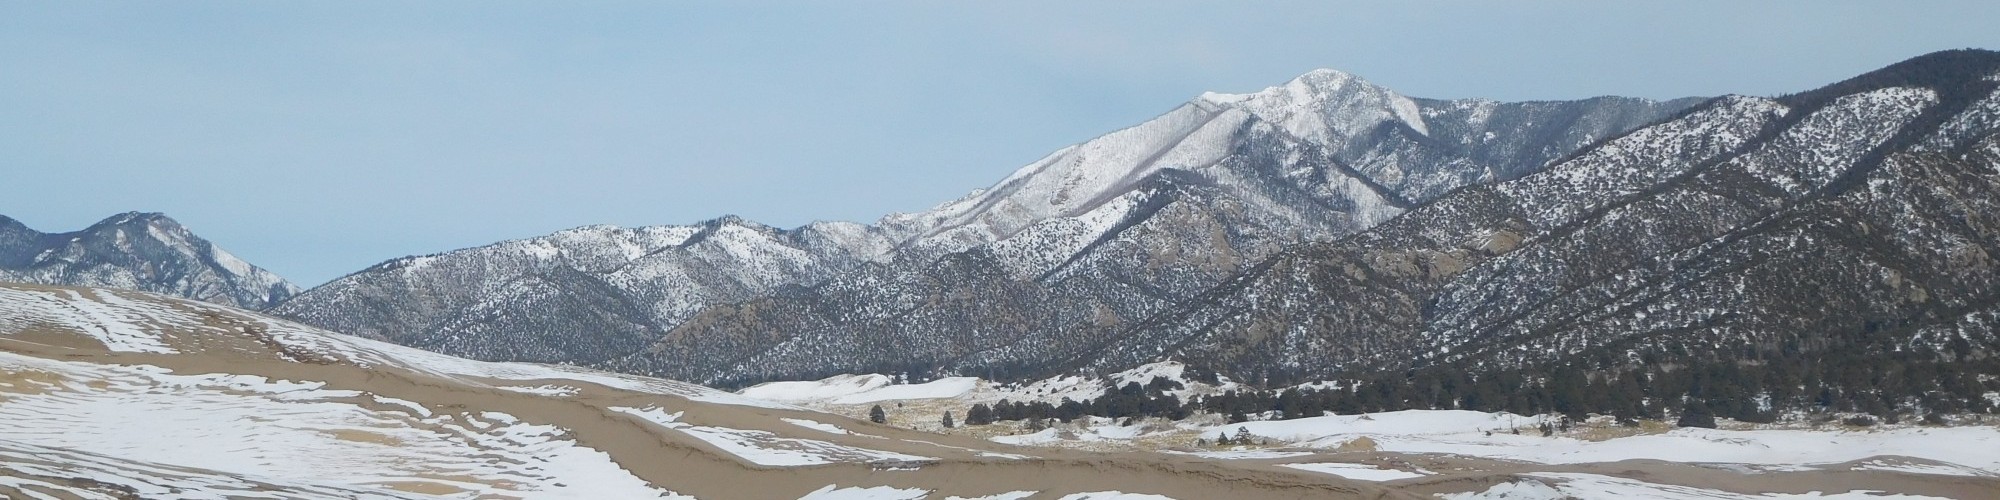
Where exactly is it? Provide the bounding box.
[0,212,299,309]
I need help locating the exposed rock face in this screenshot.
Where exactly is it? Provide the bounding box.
[0,212,298,309]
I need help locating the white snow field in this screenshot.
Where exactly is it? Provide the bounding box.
[1280,462,1431,482]
[737,360,1239,410]
[740,374,980,405]
[1204,410,2000,474]
[741,363,2000,482]
[612,406,933,467]
[1447,472,1953,500]
[0,350,688,499]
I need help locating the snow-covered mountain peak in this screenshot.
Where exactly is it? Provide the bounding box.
[92,210,171,227]
[864,66,1701,265]
[86,212,188,242]
[1201,67,1429,142]
[699,214,767,230]
[887,101,1252,251]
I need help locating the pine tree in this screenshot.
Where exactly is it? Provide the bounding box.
[942,411,955,428]
[966,403,993,426]
[1676,401,1716,429]
[869,405,887,424]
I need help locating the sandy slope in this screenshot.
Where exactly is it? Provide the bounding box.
[5,282,1995,499]
[0,283,1408,499]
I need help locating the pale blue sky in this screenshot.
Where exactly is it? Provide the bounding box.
[5,1,1999,287]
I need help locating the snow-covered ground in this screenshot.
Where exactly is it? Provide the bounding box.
[737,361,2000,485]
[736,361,1238,409]
[740,374,980,405]
[1448,472,1953,500]
[6,283,1995,499]
[612,406,933,467]
[0,350,688,499]
[998,408,2000,479]
[1280,462,1430,482]
[1196,410,2000,474]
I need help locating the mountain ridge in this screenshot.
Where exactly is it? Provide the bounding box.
[1060,51,2000,421]
[0,211,299,309]
[268,64,1705,388]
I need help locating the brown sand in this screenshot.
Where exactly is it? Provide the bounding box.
[0,283,1414,499]
[4,282,1997,499]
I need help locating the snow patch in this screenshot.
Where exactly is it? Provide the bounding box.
[1057,492,1177,500]
[1278,462,1428,481]
[614,406,934,467]
[740,375,978,405]
[799,485,930,500]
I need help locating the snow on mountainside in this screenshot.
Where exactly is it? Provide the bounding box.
[590,69,1697,387]
[275,51,2000,408]
[0,283,1429,500]
[271,215,899,365]
[883,67,1700,259]
[0,212,299,309]
[279,65,1695,383]
[1089,50,2000,410]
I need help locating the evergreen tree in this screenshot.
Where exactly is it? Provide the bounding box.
[942,411,955,429]
[869,404,887,424]
[1676,401,1716,429]
[965,403,994,426]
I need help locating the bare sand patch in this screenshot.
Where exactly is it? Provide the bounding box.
[325,429,405,446]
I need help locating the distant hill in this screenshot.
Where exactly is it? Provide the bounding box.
[0,212,298,309]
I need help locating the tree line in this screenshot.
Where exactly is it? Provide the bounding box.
[949,336,1998,428]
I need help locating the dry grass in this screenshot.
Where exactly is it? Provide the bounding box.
[1336,436,1379,452]
[1570,419,1675,441]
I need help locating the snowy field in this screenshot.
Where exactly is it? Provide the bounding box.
[742,366,2000,484]
[0,350,687,498]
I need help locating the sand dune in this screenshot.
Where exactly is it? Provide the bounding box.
[0,283,1408,499]
[3,282,1994,499]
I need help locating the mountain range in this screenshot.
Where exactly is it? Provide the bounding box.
[15,50,1999,406]
[269,66,1702,387]
[1097,50,2000,389]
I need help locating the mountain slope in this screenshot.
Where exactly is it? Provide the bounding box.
[276,68,1697,386]
[272,217,897,365]
[1093,50,2000,408]
[0,282,1418,499]
[0,212,299,309]
[610,73,1696,386]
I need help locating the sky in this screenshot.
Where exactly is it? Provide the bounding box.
[4,2,1999,287]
